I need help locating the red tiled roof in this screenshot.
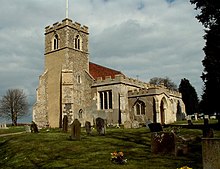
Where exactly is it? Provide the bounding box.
[89,62,124,80]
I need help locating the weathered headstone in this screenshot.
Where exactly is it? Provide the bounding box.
[30,121,39,133]
[24,125,31,133]
[96,117,106,135]
[202,138,220,169]
[148,123,163,132]
[63,115,68,132]
[85,121,92,135]
[70,119,81,140]
[151,131,176,155]
[0,123,8,129]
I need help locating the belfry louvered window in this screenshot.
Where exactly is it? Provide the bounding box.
[53,34,59,50]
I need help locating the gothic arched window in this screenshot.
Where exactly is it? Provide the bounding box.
[53,34,59,50]
[78,109,83,118]
[74,35,82,50]
[135,100,145,115]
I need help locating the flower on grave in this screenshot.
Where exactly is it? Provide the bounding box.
[111,151,127,164]
[177,166,192,169]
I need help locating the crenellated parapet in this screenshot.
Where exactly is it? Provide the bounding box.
[93,74,152,88]
[128,86,182,98]
[45,18,89,34]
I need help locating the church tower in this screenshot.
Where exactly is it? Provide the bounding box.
[33,18,91,128]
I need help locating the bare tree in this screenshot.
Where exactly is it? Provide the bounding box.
[0,89,28,126]
[149,77,178,91]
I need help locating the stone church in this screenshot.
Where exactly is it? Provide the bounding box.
[33,17,185,128]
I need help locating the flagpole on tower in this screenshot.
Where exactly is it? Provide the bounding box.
[66,0,69,18]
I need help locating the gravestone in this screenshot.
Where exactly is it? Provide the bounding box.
[146,119,152,129]
[85,121,92,135]
[63,115,68,132]
[24,125,31,133]
[148,123,163,132]
[202,138,220,169]
[131,120,139,128]
[70,119,81,140]
[30,121,39,133]
[187,120,193,125]
[124,121,131,129]
[151,131,176,155]
[0,123,8,129]
[96,117,106,135]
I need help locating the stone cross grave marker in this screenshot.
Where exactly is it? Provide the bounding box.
[96,117,106,135]
[85,121,92,135]
[70,119,81,140]
[63,115,68,132]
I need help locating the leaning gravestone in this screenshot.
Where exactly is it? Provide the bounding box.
[63,115,68,132]
[96,117,106,135]
[85,121,92,135]
[70,119,81,140]
[30,121,39,133]
[151,131,176,155]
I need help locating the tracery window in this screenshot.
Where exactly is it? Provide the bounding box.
[135,101,145,115]
[98,90,112,110]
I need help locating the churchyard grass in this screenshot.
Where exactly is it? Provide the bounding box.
[0,127,219,169]
[0,126,25,135]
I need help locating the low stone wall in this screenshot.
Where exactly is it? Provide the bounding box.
[202,138,220,169]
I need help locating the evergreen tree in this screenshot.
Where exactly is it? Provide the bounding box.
[190,0,220,115]
[179,78,199,115]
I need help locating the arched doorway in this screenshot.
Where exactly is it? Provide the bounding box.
[160,97,167,125]
[160,101,165,124]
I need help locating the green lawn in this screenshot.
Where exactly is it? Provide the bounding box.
[0,126,25,135]
[0,127,218,169]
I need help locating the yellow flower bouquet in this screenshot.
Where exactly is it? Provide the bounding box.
[111,151,127,164]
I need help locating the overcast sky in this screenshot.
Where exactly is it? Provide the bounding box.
[0,0,205,122]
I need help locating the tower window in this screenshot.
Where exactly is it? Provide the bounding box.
[53,34,59,50]
[74,35,81,50]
